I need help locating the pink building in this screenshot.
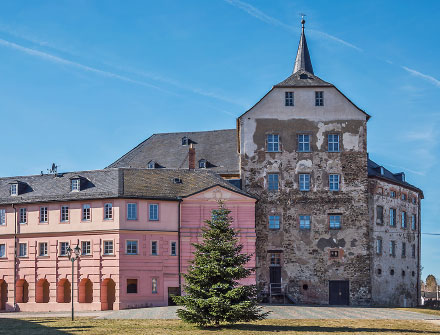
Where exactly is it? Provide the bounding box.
[0,168,256,312]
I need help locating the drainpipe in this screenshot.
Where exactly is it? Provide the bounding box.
[417,198,421,306]
[12,204,17,311]
[177,197,182,295]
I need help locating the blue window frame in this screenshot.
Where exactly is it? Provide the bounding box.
[285,92,294,106]
[126,240,138,255]
[0,244,5,258]
[151,241,158,255]
[127,203,137,220]
[149,204,159,221]
[268,173,279,191]
[329,174,340,191]
[299,174,310,191]
[411,214,416,230]
[171,242,177,256]
[329,215,341,229]
[269,215,280,229]
[328,134,340,152]
[390,208,396,226]
[401,211,407,228]
[267,134,280,152]
[298,134,310,152]
[299,215,311,230]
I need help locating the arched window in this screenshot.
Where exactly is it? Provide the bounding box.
[0,279,8,310]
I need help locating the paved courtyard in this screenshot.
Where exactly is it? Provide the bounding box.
[1,305,439,320]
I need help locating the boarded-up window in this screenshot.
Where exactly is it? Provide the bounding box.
[376,206,383,225]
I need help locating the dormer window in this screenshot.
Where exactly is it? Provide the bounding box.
[71,178,80,192]
[173,178,182,184]
[147,161,156,169]
[198,159,207,169]
[181,136,189,146]
[10,183,18,196]
[380,167,384,175]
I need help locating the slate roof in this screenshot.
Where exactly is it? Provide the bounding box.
[0,168,251,205]
[108,129,240,175]
[368,158,423,196]
[293,20,314,74]
[274,70,333,88]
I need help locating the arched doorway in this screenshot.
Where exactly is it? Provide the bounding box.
[16,279,29,303]
[36,279,50,303]
[0,279,7,310]
[100,278,116,310]
[79,278,93,303]
[56,279,71,303]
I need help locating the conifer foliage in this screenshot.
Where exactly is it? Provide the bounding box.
[173,202,268,326]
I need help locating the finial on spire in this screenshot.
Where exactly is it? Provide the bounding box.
[293,14,314,75]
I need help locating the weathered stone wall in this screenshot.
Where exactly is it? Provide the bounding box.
[368,178,421,307]
[239,86,371,305]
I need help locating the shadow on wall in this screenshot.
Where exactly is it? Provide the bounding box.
[0,318,92,334]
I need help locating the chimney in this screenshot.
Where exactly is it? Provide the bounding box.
[188,143,195,170]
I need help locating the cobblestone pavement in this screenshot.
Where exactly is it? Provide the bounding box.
[1,305,439,320]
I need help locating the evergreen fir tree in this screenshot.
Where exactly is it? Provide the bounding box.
[173,201,268,327]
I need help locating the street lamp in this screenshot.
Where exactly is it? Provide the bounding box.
[67,243,81,321]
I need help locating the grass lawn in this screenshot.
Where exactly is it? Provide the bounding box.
[0,318,439,335]
[397,307,440,317]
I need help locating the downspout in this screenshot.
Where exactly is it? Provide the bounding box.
[417,198,421,306]
[12,204,17,311]
[177,197,182,295]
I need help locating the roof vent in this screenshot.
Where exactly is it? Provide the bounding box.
[173,178,182,184]
[299,73,309,79]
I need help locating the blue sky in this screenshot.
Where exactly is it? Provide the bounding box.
[0,0,438,281]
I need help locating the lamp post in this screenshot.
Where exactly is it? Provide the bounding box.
[67,243,81,321]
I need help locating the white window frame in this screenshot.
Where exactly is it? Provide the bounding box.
[170,241,177,256]
[267,134,280,152]
[71,178,80,192]
[126,240,138,255]
[151,240,158,255]
[61,206,69,222]
[329,174,340,191]
[315,91,324,106]
[40,207,48,223]
[285,91,294,106]
[268,215,280,230]
[127,203,137,221]
[19,208,27,224]
[298,134,310,152]
[59,242,69,256]
[19,242,28,257]
[81,241,91,255]
[299,215,311,230]
[82,204,91,221]
[147,161,155,169]
[103,240,114,255]
[149,204,159,221]
[0,209,5,226]
[198,159,207,169]
[328,134,340,152]
[299,174,310,191]
[104,203,113,220]
[39,242,48,257]
[10,183,18,196]
[0,243,6,258]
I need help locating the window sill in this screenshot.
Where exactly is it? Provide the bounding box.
[265,151,282,153]
[103,254,116,257]
[37,255,49,258]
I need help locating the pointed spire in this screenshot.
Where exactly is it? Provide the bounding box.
[293,17,314,74]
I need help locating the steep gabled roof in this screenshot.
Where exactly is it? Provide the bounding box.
[274,70,333,88]
[293,18,314,74]
[108,129,240,175]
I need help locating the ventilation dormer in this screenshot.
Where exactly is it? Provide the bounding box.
[173,177,182,184]
[69,175,86,192]
[198,159,207,169]
[147,161,156,169]
[181,136,189,146]
[10,182,18,196]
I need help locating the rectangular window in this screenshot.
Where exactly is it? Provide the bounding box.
[19,208,27,224]
[376,206,384,225]
[401,193,407,201]
[389,241,396,257]
[61,206,69,222]
[0,244,5,258]
[268,173,279,191]
[39,242,48,256]
[152,278,158,294]
[285,91,294,106]
[269,252,281,266]
[390,191,396,198]
[127,203,137,220]
[171,241,177,256]
[82,204,91,221]
[149,204,159,221]
[402,242,406,258]
[329,215,341,229]
[39,207,48,223]
[411,214,416,230]
[59,242,69,256]
[151,241,158,255]
[19,243,27,257]
[328,134,340,152]
[330,250,339,258]
[329,174,340,191]
[126,240,138,255]
[81,241,91,255]
[298,134,310,152]
[299,215,311,230]
[0,209,5,225]
[299,174,310,191]
[411,244,416,258]
[376,238,382,254]
[103,240,114,255]
[104,203,113,220]
[315,91,324,106]
[267,134,280,152]
[71,179,80,192]
[127,279,138,294]
[269,215,280,230]
[10,183,18,196]
[390,208,396,226]
[401,211,407,228]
